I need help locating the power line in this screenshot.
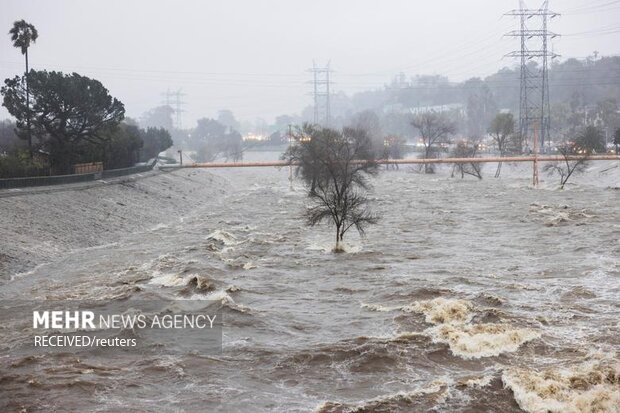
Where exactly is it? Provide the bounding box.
[563,0,620,13]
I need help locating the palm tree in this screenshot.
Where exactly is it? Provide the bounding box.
[9,20,38,157]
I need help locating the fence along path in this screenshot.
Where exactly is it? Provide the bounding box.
[0,159,157,190]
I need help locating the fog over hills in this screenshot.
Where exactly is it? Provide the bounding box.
[1,0,619,127]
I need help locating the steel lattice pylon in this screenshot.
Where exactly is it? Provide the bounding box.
[308,61,331,126]
[505,0,559,152]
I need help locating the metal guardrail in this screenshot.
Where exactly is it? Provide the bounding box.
[0,159,157,190]
[100,161,156,179]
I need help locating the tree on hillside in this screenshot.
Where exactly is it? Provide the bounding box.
[488,113,515,177]
[9,19,38,157]
[411,111,456,173]
[464,78,497,139]
[191,118,243,162]
[594,98,620,132]
[284,124,379,252]
[1,70,125,174]
[544,125,605,189]
[381,110,412,139]
[614,128,620,154]
[350,110,383,142]
[217,109,240,131]
[141,105,174,131]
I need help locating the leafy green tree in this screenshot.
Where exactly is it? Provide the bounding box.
[1,70,125,174]
[9,19,38,157]
[140,127,173,161]
[488,113,515,177]
[105,124,143,169]
[74,122,142,169]
[0,149,48,178]
[576,125,605,154]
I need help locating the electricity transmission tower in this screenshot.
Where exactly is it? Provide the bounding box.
[308,61,331,126]
[161,88,187,129]
[505,0,559,151]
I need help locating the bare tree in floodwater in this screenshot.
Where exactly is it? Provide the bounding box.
[382,136,406,170]
[411,111,455,173]
[450,141,483,179]
[544,125,605,189]
[488,113,515,178]
[284,124,379,252]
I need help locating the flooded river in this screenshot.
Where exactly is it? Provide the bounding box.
[1,154,619,412]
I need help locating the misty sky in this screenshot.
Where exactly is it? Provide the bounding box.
[1,0,619,128]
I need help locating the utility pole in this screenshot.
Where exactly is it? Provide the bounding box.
[288,124,293,191]
[161,89,187,129]
[505,1,559,153]
[308,61,331,126]
[533,122,539,187]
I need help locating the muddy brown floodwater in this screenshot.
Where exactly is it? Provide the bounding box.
[1,153,619,412]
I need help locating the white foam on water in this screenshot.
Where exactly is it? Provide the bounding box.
[429,323,541,359]
[403,298,474,325]
[502,357,620,413]
[306,239,362,254]
[362,297,541,359]
[148,273,187,287]
[9,262,46,281]
[242,262,257,270]
[202,290,235,304]
[206,230,238,246]
[457,375,494,388]
[360,302,400,312]
[189,289,251,313]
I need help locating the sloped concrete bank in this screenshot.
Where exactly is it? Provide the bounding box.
[0,169,227,278]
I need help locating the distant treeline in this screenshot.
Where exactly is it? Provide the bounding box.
[277,56,620,142]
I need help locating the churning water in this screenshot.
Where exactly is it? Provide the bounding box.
[1,153,619,412]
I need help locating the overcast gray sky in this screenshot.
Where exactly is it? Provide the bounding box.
[1,0,619,127]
